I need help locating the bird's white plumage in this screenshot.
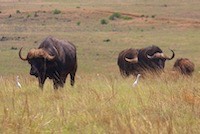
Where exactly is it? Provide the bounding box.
[16,76,21,88]
[132,74,141,87]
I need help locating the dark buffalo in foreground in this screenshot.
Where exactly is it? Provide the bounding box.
[19,36,77,89]
[173,58,194,76]
[117,45,175,76]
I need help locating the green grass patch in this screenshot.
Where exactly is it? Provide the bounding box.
[109,12,122,20]
[77,21,81,26]
[122,16,132,20]
[52,9,61,14]
[100,19,108,25]
[16,10,21,14]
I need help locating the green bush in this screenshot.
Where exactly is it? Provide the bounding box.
[103,39,111,42]
[109,12,121,20]
[10,46,17,50]
[122,16,132,20]
[151,15,156,18]
[16,10,21,14]
[100,19,108,25]
[77,21,81,26]
[141,15,145,17]
[53,9,61,14]
[27,14,31,18]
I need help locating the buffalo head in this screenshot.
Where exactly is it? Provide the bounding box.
[146,49,175,60]
[118,46,175,77]
[146,49,175,68]
[125,48,175,69]
[19,47,56,88]
[117,48,139,76]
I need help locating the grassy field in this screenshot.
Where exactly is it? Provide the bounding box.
[0,0,200,133]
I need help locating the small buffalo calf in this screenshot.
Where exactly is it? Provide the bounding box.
[173,58,195,76]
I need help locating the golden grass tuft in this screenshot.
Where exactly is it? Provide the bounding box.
[0,0,200,133]
[0,73,199,133]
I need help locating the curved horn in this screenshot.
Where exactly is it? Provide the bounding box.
[36,49,55,61]
[125,57,138,63]
[19,47,28,61]
[147,49,175,60]
[26,49,56,60]
[147,52,162,59]
[43,50,55,60]
[164,49,175,60]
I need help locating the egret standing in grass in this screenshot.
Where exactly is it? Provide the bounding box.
[16,76,22,88]
[132,74,141,87]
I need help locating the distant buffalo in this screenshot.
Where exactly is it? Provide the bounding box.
[117,45,175,76]
[19,36,77,89]
[173,58,194,76]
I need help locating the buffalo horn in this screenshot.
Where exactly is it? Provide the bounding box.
[147,49,175,60]
[32,49,55,61]
[164,49,175,60]
[147,52,163,59]
[125,57,138,63]
[19,47,28,61]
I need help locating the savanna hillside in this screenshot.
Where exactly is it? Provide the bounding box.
[0,0,200,133]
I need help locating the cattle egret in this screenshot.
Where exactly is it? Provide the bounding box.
[132,74,141,87]
[16,76,22,88]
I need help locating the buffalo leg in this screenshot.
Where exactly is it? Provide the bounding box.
[53,78,65,89]
[53,80,59,90]
[39,83,44,89]
[38,77,46,90]
[70,72,75,86]
[53,83,58,89]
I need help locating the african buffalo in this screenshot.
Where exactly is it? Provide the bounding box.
[117,45,175,76]
[19,36,77,89]
[173,58,194,76]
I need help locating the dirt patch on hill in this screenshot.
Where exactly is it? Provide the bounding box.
[96,9,200,28]
[0,7,199,35]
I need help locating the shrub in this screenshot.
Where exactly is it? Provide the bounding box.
[103,39,111,42]
[16,10,21,14]
[77,21,81,26]
[27,14,31,18]
[53,9,61,14]
[109,12,121,20]
[10,47,17,50]
[151,15,156,18]
[141,15,145,17]
[100,19,108,25]
[122,16,132,20]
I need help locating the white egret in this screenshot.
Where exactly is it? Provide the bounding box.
[132,74,141,87]
[16,76,22,88]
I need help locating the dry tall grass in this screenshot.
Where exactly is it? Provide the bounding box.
[0,0,200,133]
[0,73,200,133]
